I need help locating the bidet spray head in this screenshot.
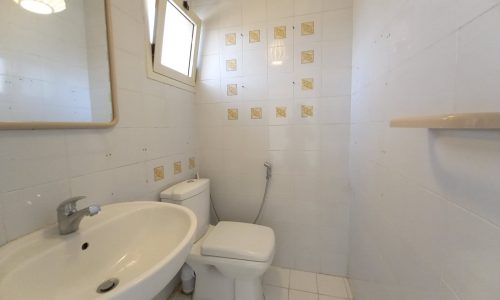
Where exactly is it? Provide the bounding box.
[264,161,272,180]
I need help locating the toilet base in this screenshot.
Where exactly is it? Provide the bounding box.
[235,278,264,300]
[191,264,264,300]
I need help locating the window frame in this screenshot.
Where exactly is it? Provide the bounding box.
[143,0,201,91]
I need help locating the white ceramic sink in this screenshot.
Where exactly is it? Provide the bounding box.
[0,201,197,300]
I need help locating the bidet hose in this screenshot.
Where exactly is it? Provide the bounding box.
[252,175,271,224]
[209,162,272,225]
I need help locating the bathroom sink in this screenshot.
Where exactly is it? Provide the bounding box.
[0,201,197,300]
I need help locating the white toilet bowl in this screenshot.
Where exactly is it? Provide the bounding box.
[160,179,275,300]
[187,222,275,300]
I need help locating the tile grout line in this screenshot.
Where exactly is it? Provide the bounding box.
[315,272,319,297]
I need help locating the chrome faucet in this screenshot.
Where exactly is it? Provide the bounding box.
[57,196,101,235]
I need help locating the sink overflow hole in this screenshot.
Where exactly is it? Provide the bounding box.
[81,242,89,250]
[97,278,119,294]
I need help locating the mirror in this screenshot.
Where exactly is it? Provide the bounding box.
[0,0,117,129]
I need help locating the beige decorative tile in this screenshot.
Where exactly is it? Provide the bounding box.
[227,108,239,120]
[225,32,236,46]
[227,84,238,96]
[189,157,196,169]
[251,107,263,119]
[276,106,287,118]
[301,105,314,118]
[301,21,315,35]
[301,50,315,64]
[274,26,286,39]
[173,161,182,175]
[153,166,164,182]
[302,78,314,90]
[249,29,261,43]
[226,59,237,71]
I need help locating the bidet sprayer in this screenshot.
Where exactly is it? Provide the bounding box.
[264,161,272,180]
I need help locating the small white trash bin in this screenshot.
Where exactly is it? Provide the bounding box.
[180,263,195,294]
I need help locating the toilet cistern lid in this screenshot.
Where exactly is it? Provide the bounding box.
[201,221,275,262]
[160,178,209,201]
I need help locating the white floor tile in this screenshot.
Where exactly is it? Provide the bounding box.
[264,285,289,300]
[318,295,345,300]
[264,266,291,288]
[168,290,192,300]
[290,270,318,293]
[317,274,348,298]
[289,289,319,300]
[344,278,353,299]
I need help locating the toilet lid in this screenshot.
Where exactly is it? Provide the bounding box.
[201,221,275,262]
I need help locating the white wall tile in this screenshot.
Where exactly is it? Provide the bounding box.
[194,0,353,276]
[0,131,69,192]
[200,54,221,80]
[0,201,6,246]
[349,1,500,299]
[443,202,500,299]
[267,0,295,19]
[2,181,71,241]
[242,0,267,25]
[294,0,323,16]
[0,0,198,243]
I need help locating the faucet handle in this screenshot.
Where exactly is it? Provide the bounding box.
[57,196,87,215]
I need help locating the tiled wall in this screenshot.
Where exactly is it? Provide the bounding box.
[0,0,198,246]
[349,0,500,299]
[193,0,353,275]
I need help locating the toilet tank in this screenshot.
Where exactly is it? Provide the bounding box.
[160,179,210,242]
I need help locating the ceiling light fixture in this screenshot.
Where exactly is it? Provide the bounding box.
[13,0,66,15]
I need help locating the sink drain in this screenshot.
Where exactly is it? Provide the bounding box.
[96,278,119,294]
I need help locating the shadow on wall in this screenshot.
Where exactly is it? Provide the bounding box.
[428,129,500,226]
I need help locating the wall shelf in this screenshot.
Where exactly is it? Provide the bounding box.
[390,112,500,129]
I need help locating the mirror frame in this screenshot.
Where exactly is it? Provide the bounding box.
[0,0,118,130]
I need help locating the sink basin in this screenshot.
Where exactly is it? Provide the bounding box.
[0,201,197,300]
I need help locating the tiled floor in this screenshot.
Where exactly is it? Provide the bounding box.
[168,266,353,300]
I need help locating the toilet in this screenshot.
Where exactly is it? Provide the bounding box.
[160,178,275,300]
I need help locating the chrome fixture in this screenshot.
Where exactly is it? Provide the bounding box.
[57,196,101,235]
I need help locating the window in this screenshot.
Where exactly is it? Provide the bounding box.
[145,0,201,89]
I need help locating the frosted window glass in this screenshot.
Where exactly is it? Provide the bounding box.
[160,1,195,76]
[146,0,156,44]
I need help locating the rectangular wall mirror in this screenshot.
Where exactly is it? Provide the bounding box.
[0,0,117,129]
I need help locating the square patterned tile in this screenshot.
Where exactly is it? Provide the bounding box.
[274,25,287,39]
[301,21,315,35]
[249,29,261,43]
[225,32,237,46]
[251,107,263,119]
[301,50,315,64]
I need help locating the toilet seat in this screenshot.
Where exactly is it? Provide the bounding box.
[187,223,275,279]
[201,221,274,262]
